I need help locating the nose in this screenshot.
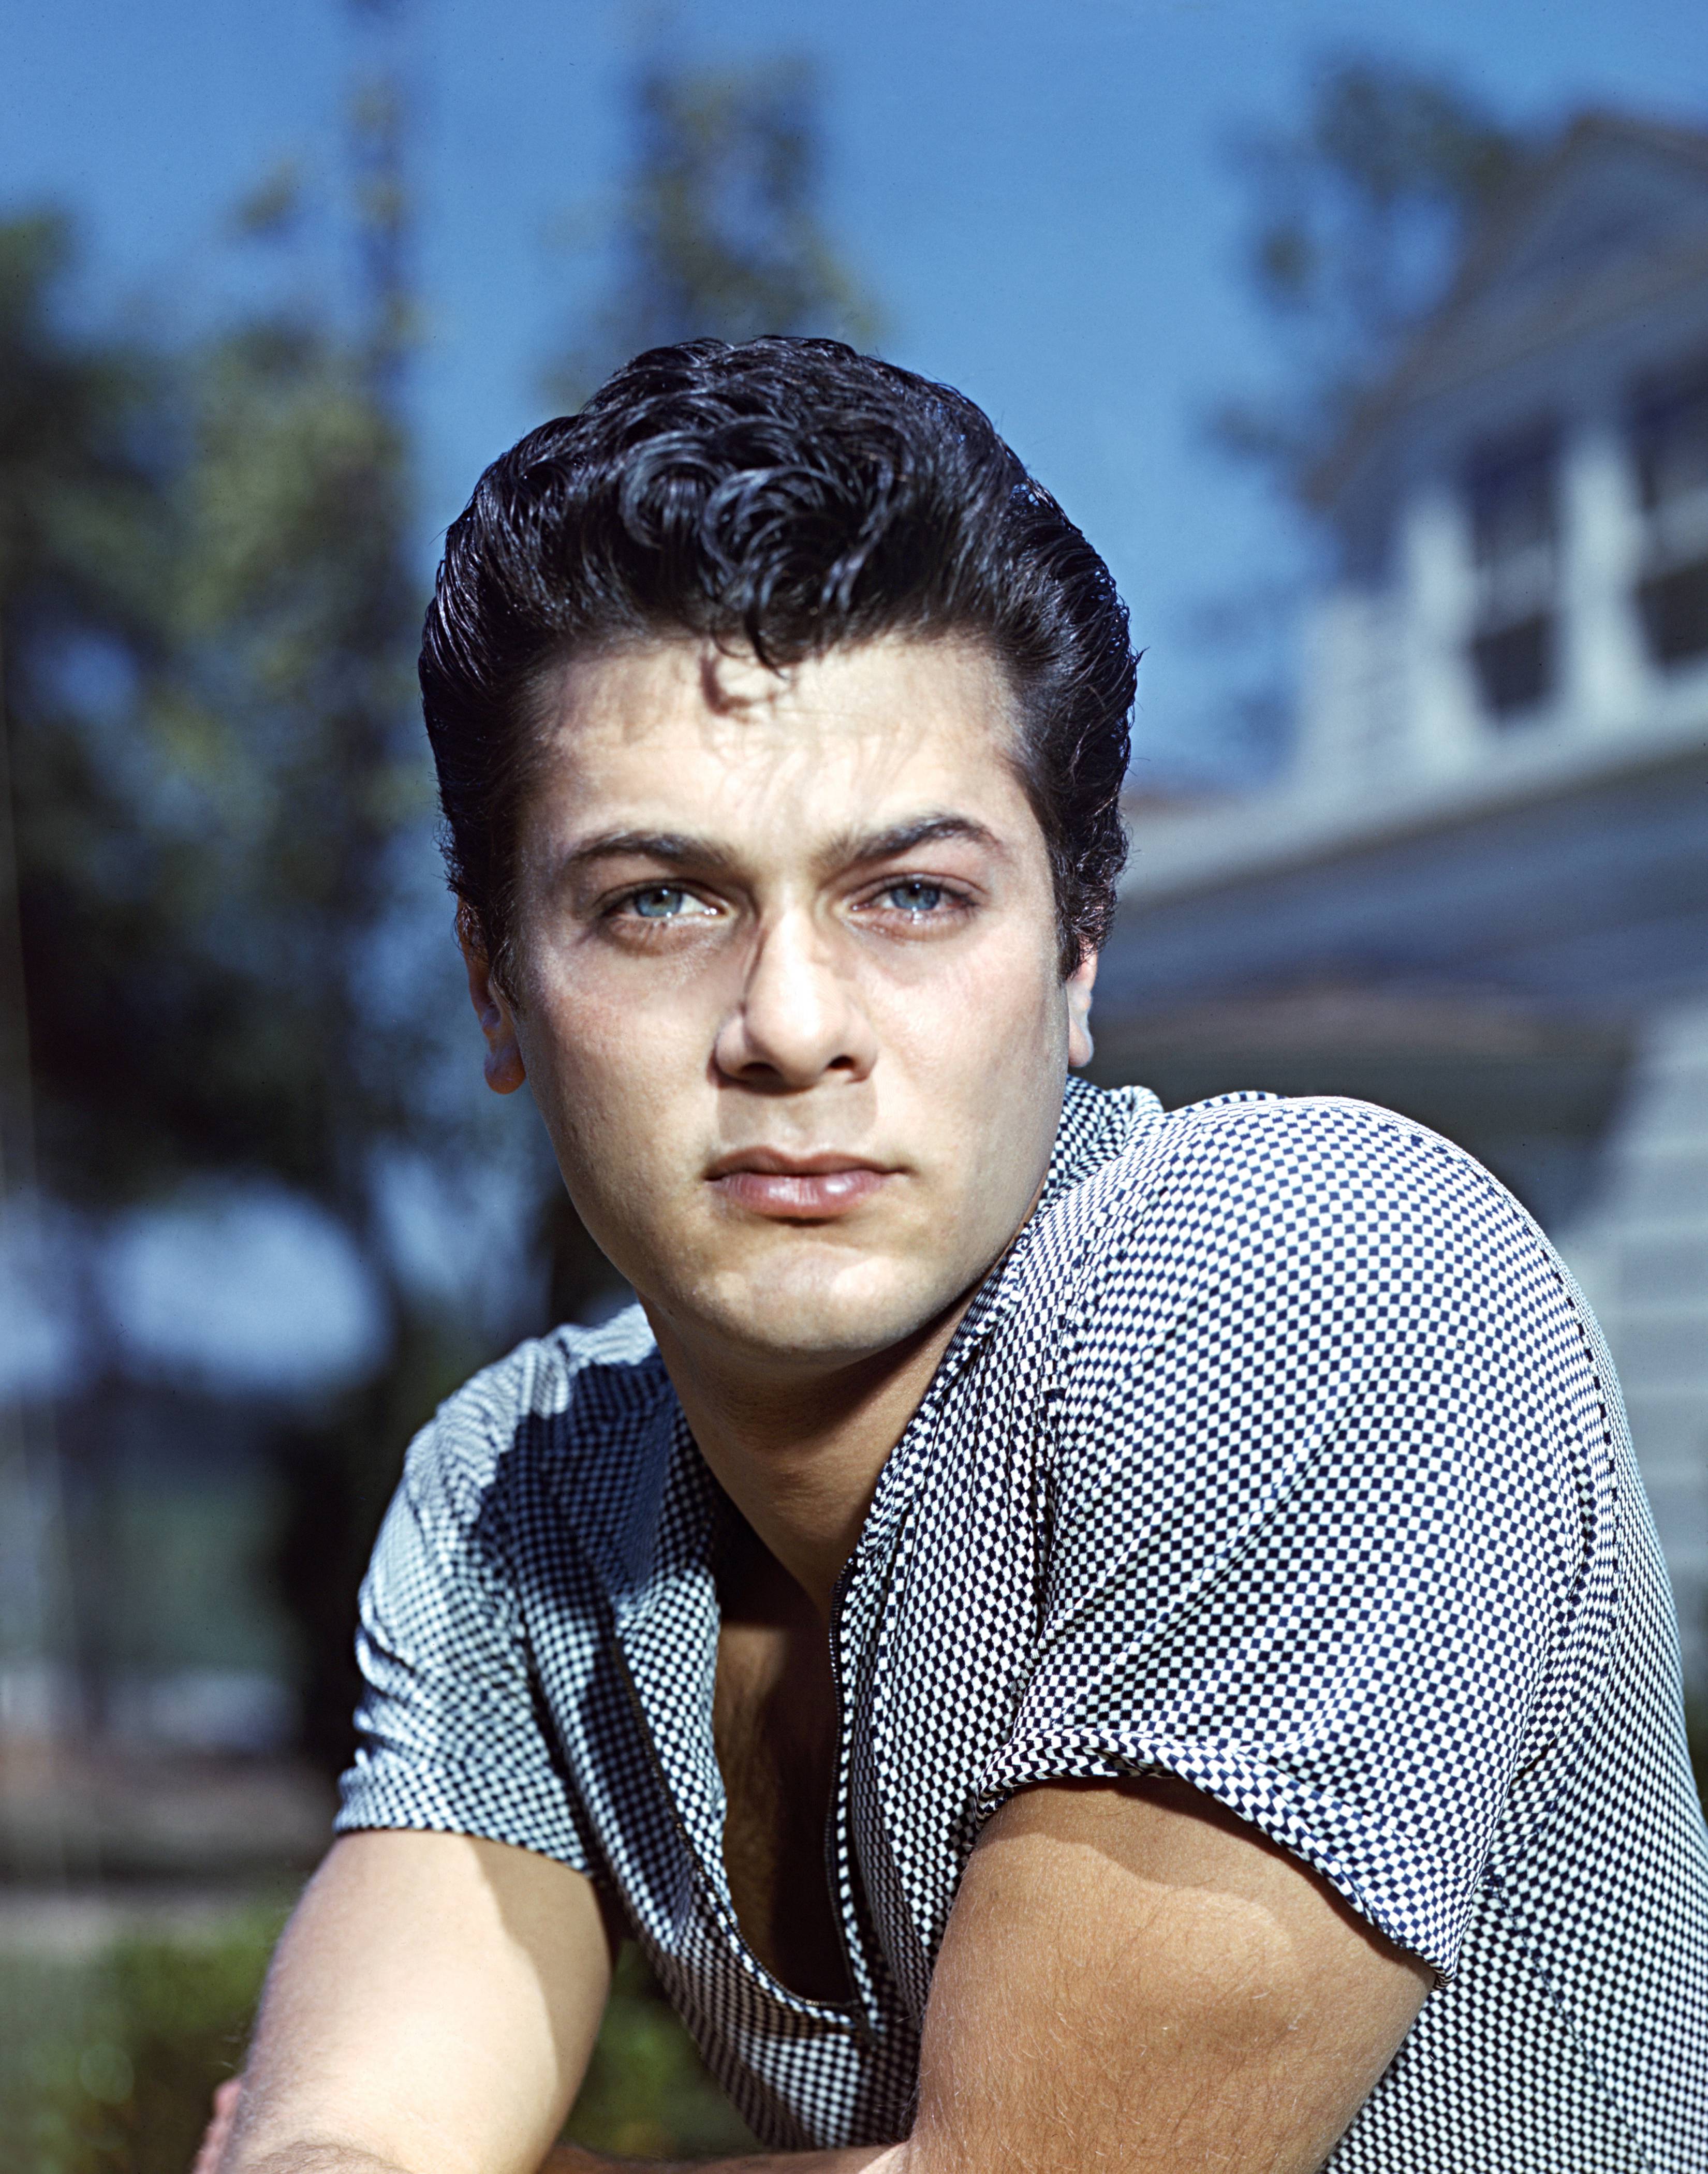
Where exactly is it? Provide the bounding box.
[713,912,878,1090]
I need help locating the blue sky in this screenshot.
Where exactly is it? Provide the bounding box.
[5,0,1705,786]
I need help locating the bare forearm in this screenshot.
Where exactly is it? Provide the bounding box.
[228,2145,898,2174]
[222,2151,411,2174]
[221,2138,898,2174]
[220,2122,900,2174]
[197,2077,416,2174]
[542,2144,905,2173]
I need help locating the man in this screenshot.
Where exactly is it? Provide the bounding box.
[209,339,1707,2173]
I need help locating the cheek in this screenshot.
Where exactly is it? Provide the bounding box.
[522,964,712,1167]
[876,929,1065,1074]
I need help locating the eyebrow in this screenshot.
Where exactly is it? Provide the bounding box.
[553,829,742,881]
[822,813,1006,868]
[552,812,1007,886]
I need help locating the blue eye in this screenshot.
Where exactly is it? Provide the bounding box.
[883,880,947,913]
[610,884,721,930]
[623,885,717,921]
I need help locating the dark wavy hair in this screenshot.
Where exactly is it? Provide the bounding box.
[420,337,1133,991]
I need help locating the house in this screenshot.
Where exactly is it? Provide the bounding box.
[1095,113,1708,1679]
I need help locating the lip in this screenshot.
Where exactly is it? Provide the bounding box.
[706,1149,895,1221]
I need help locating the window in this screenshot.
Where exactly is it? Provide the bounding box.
[1638,559,1708,667]
[1469,616,1554,718]
[1463,423,1560,721]
[1630,357,1708,669]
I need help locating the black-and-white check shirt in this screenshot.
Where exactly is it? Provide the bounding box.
[339,1081,1708,2168]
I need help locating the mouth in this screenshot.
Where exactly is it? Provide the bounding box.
[705,1149,895,1221]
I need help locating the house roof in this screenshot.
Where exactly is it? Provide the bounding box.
[1310,111,1708,509]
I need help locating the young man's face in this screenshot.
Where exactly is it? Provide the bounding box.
[473,635,1095,1375]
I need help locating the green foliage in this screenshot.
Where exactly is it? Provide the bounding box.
[0,214,167,638]
[1241,60,1526,331]
[0,212,173,1190]
[4,216,433,1210]
[1213,56,1532,490]
[158,313,432,1189]
[0,1906,284,2174]
[554,56,880,408]
[0,1921,752,2174]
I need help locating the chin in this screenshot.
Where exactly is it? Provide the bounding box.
[680,1251,968,1370]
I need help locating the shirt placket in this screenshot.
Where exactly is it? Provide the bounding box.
[609,1425,871,2043]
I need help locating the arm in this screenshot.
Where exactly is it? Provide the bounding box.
[215,1786,1421,2173]
[219,1828,617,2174]
[900,1774,1429,2172]
[548,1774,1426,2174]
[214,1830,899,2174]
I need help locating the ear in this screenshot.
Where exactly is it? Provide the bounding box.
[457,907,527,1095]
[1065,946,1097,1071]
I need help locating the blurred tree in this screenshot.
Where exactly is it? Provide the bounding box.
[1213,56,1532,494]
[4,135,493,1742]
[170,307,472,1769]
[0,208,467,1758]
[0,211,179,1744]
[18,319,426,1210]
[552,54,880,409]
[0,0,532,1770]
[0,214,174,1203]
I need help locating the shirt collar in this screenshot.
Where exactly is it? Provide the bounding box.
[921,1075,1161,1373]
[849,1078,1160,1538]
[1043,1074,1161,1204]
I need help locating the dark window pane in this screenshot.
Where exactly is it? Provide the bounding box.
[1469,614,1554,718]
[1637,556,1708,667]
[1631,359,1708,512]
[1465,425,1559,566]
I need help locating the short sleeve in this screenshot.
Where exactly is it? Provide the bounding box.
[981,1098,1605,1978]
[335,1375,602,1879]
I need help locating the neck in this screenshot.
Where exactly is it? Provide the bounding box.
[644,1296,976,1620]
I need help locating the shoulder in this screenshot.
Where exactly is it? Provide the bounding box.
[1051,1089,1593,1406]
[1079,1089,1547,1276]
[1044,1093,1606,1597]
[396,1302,667,1532]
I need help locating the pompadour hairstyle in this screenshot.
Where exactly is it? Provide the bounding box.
[419,336,1133,989]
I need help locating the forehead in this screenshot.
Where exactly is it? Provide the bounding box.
[524,635,1032,847]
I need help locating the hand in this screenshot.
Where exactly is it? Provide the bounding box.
[192,2075,243,2174]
